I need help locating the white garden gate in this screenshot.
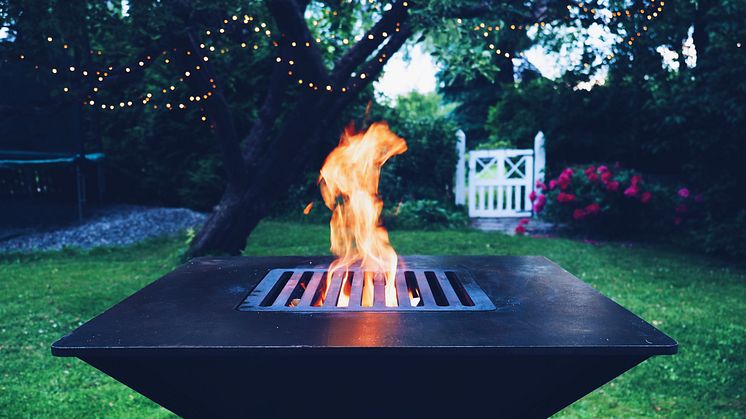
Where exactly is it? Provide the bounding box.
[456,132,545,218]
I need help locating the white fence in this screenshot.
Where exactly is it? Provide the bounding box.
[455,132,546,218]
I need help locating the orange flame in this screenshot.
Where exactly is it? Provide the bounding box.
[318,121,407,307]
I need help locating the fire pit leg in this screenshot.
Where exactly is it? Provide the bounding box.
[81,353,649,418]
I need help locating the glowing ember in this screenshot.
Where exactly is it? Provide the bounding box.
[303,202,313,215]
[318,122,407,307]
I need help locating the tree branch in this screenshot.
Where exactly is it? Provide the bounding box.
[267,0,330,84]
[345,24,412,98]
[172,30,249,186]
[240,42,292,166]
[438,0,559,22]
[331,0,410,84]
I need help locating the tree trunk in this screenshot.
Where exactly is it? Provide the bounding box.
[184,91,336,258]
[693,0,711,70]
[186,183,263,257]
[182,0,541,259]
[184,120,329,258]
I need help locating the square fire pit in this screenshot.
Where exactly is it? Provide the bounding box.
[52,256,676,418]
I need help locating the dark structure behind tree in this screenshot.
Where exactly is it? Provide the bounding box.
[0,61,104,225]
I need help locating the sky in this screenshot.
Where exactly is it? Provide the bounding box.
[374,44,439,99]
[375,22,624,98]
[374,42,566,99]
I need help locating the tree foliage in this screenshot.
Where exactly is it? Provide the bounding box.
[3,0,742,256]
[485,0,746,257]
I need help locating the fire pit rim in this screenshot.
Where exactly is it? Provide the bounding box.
[51,255,678,358]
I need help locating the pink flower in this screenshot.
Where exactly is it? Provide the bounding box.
[586,172,599,182]
[678,188,690,199]
[557,192,576,203]
[519,218,530,225]
[573,208,587,220]
[675,203,688,214]
[562,168,575,177]
[630,175,642,186]
[515,225,527,235]
[673,216,683,225]
[529,191,537,202]
[597,165,609,173]
[640,191,652,204]
[585,203,601,214]
[584,166,596,175]
[601,171,613,183]
[558,174,571,190]
[533,194,547,212]
[549,179,558,190]
[535,181,547,192]
[605,181,620,192]
[624,185,639,198]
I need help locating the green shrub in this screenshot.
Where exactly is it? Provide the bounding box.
[383,200,468,230]
[694,210,746,259]
[373,92,460,204]
[275,92,461,217]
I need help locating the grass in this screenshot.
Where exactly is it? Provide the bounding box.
[1,220,744,418]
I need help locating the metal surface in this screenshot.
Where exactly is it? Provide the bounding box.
[238,268,495,311]
[52,256,678,418]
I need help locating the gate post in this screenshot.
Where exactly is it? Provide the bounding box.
[468,153,476,217]
[533,131,546,187]
[454,130,466,206]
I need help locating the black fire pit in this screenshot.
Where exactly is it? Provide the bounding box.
[52,256,676,418]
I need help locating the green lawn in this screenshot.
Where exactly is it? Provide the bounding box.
[1,221,744,417]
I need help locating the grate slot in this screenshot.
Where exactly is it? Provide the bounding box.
[285,271,314,307]
[413,271,437,306]
[320,271,343,307]
[239,268,495,312]
[348,272,363,308]
[434,271,462,306]
[273,271,304,307]
[361,273,375,308]
[310,271,329,307]
[395,271,414,309]
[259,271,292,307]
[299,271,324,307]
[404,271,424,307]
[373,274,387,308]
[424,271,449,306]
[337,272,353,307]
[445,271,475,306]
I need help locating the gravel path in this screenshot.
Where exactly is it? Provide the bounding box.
[0,205,207,253]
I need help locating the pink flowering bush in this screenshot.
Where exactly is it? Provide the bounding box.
[532,163,694,236]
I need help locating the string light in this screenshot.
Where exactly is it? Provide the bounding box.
[6,1,666,109]
[2,13,274,115]
[460,0,665,66]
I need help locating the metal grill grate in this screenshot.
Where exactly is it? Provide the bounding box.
[238,269,495,312]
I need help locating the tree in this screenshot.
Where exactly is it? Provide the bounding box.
[179,0,557,258]
[484,0,746,257]
[0,0,560,257]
